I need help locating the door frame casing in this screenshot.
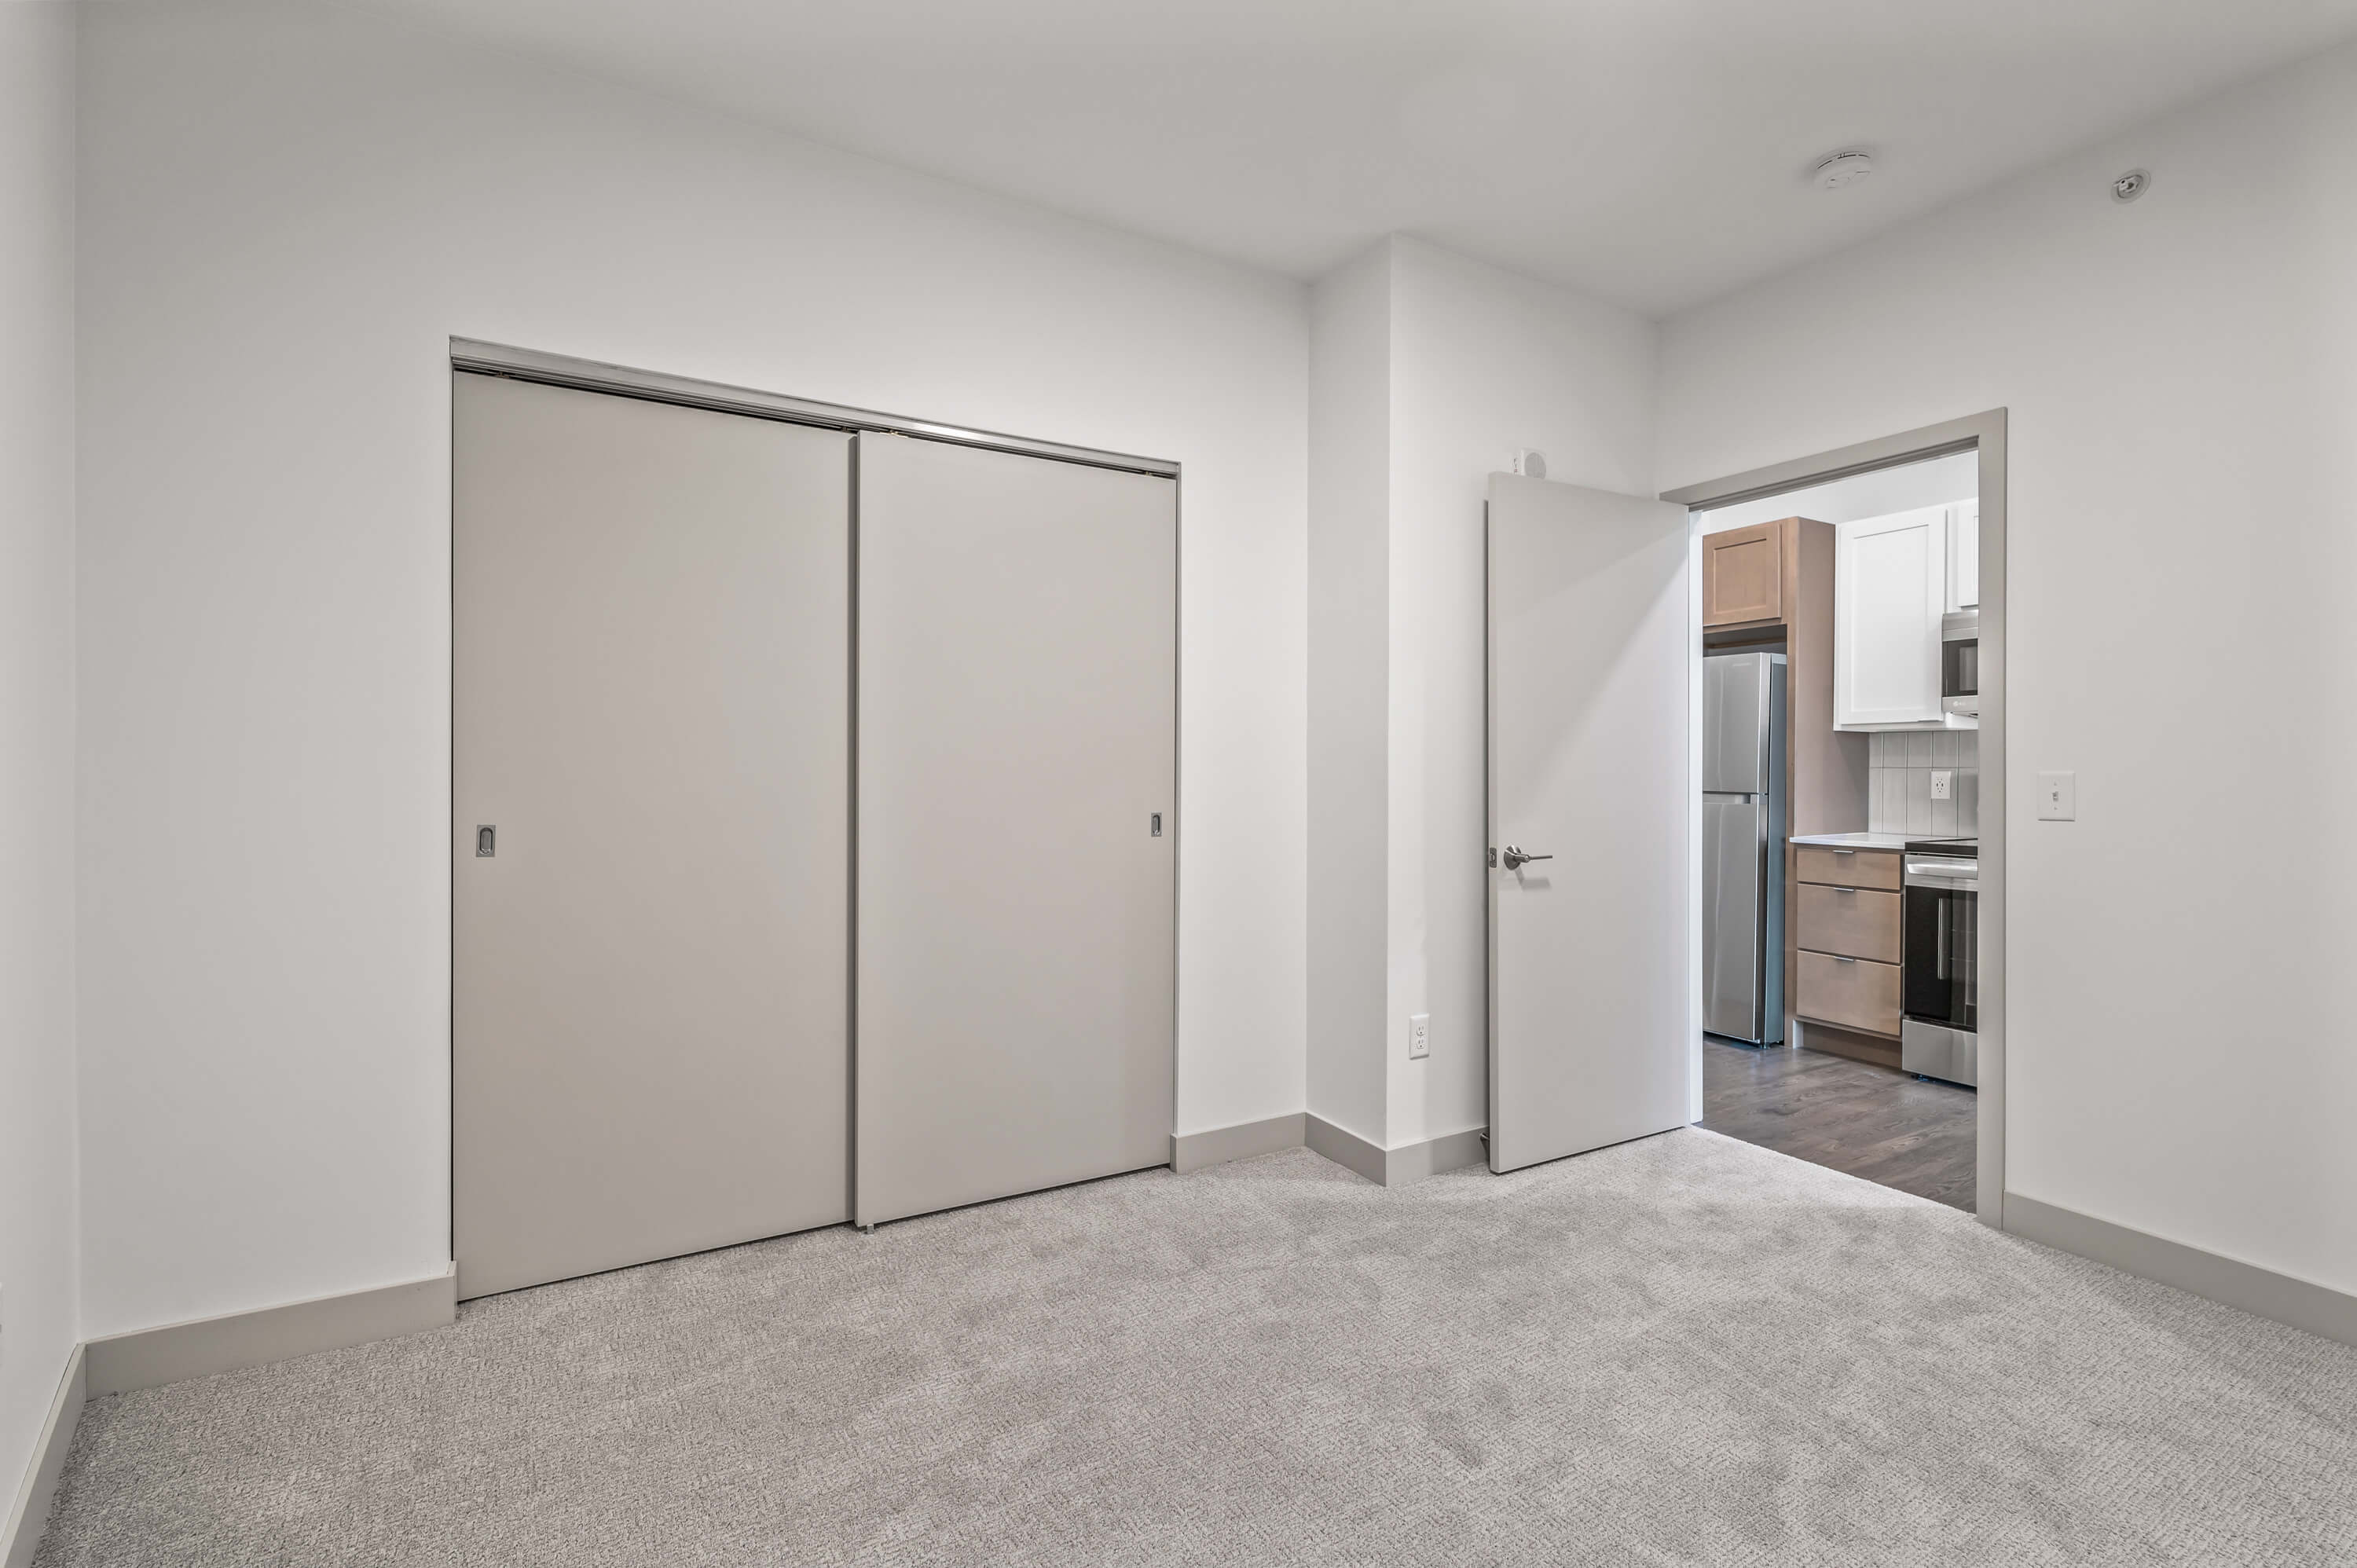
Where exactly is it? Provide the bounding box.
[1662,410,2007,1226]
[446,339,1183,1258]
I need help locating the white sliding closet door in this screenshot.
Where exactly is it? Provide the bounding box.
[855,434,1176,1227]
[453,373,851,1299]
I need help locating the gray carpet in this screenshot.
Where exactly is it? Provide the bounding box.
[36,1130,2357,1566]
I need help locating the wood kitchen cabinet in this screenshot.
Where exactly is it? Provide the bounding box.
[1794,883,1902,964]
[1702,522,1783,627]
[1791,843,1904,1066]
[1794,844,1901,892]
[1795,951,1904,1039]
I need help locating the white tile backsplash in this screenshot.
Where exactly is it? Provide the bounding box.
[1867,727,1981,837]
[1904,768,1934,833]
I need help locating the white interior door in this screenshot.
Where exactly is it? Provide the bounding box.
[453,374,852,1299]
[855,434,1176,1227]
[1487,473,1692,1173]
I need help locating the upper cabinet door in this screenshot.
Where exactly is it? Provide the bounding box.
[1835,505,1947,727]
[1948,499,1981,611]
[1702,521,1783,626]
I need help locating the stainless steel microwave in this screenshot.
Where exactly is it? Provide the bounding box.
[1942,610,1978,718]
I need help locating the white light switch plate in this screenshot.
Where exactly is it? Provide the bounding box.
[1409,1013,1430,1060]
[2038,771,2077,820]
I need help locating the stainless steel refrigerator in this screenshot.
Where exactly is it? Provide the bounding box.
[1703,652,1786,1044]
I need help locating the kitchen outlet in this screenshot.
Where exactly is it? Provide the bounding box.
[1409,1013,1431,1060]
[1930,769,1952,800]
[2038,771,2077,820]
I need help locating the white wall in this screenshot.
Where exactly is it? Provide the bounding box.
[77,0,1308,1336]
[1660,38,2357,1292]
[0,0,79,1512]
[1305,236,1658,1152]
[1306,244,1392,1144]
[1384,238,1656,1148]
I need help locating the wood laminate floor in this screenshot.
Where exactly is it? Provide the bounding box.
[1699,1037,1978,1212]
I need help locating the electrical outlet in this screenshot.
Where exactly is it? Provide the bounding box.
[2038,771,2077,821]
[1409,1013,1430,1060]
[1930,769,1952,801]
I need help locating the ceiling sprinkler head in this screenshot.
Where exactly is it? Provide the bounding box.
[2112,168,2151,203]
[1813,151,1875,190]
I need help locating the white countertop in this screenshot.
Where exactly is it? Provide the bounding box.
[1789,831,1912,851]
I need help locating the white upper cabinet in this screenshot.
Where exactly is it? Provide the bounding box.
[1948,498,1980,612]
[1835,504,1948,729]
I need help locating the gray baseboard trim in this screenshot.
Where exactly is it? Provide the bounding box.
[2,1343,85,1568]
[1388,1127,1487,1185]
[1305,1115,1488,1188]
[85,1264,458,1397]
[1305,1113,1387,1184]
[2004,1192,2357,1349]
[1171,1112,1307,1174]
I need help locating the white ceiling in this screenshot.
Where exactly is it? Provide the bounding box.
[347,0,2357,315]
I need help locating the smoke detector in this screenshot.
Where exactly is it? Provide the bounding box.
[1813,151,1875,189]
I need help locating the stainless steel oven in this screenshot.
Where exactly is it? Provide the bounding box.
[1901,838,1977,1087]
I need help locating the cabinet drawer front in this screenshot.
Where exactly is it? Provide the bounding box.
[1795,884,1901,963]
[1794,844,1901,891]
[1795,951,1902,1038]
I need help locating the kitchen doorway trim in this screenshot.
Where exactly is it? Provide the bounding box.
[1662,410,2007,1227]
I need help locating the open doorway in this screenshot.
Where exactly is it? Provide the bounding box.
[1666,417,2005,1222]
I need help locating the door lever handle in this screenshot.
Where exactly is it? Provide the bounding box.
[1501,845,1552,871]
